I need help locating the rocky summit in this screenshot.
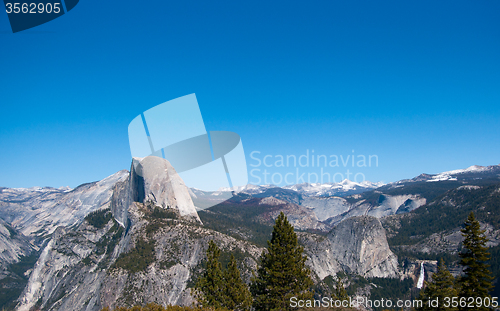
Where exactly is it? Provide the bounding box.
[111,156,201,227]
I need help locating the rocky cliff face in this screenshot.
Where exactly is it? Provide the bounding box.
[299,216,399,280]
[100,204,261,309]
[316,194,426,228]
[15,157,255,311]
[0,218,35,306]
[131,157,200,222]
[0,171,129,310]
[0,219,33,268]
[10,157,404,311]
[16,201,261,311]
[16,211,399,311]
[0,170,128,240]
[327,216,399,278]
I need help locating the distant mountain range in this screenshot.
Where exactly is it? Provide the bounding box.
[190,164,500,226]
[389,164,500,184]
[190,164,500,207]
[210,178,385,197]
[0,161,499,310]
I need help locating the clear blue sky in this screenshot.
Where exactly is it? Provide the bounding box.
[1,0,499,188]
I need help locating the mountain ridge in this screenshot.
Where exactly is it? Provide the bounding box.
[1,161,500,310]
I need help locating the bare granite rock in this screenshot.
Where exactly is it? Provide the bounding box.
[326,216,399,278]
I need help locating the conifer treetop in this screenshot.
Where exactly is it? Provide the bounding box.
[458,212,493,311]
[251,212,313,311]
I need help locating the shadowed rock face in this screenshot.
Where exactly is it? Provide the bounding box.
[0,219,32,266]
[132,156,201,223]
[111,157,201,227]
[0,218,34,300]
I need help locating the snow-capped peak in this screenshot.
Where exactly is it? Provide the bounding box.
[282,179,384,196]
[194,179,385,198]
[427,165,495,182]
[439,165,490,176]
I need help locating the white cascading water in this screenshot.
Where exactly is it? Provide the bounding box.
[417,262,425,289]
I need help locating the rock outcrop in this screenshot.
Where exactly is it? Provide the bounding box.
[328,216,399,278]
[111,156,201,227]
[132,157,200,222]
[300,216,399,279]
[256,197,327,231]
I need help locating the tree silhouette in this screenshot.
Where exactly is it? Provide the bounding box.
[223,254,252,310]
[194,240,225,308]
[194,241,252,310]
[457,212,493,311]
[250,212,313,311]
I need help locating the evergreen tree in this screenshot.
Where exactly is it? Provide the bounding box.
[194,241,252,310]
[223,254,252,311]
[332,277,349,302]
[457,212,493,311]
[415,259,459,311]
[194,240,225,308]
[250,212,314,311]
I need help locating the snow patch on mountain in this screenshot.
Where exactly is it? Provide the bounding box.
[426,165,495,182]
[283,179,383,196]
[457,185,481,190]
[441,165,492,176]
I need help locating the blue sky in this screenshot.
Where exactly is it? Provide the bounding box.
[1,0,499,188]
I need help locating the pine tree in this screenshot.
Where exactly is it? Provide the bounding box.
[415,259,459,311]
[332,276,349,302]
[332,276,349,301]
[457,212,493,311]
[250,212,314,311]
[223,254,252,311]
[194,241,252,310]
[194,240,226,308]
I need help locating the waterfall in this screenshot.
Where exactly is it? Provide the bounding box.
[417,262,425,289]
